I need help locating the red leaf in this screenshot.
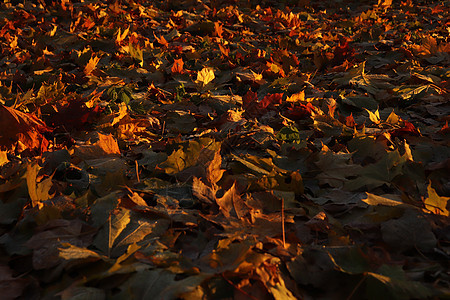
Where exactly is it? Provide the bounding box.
[284,103,314,120]
[46,99,102,131]
[438,121,449,135]
[333,40,354,65]
[390,120,420,138]
[345,113,356,127]
[243,90,258,110]
[260,93,283,109]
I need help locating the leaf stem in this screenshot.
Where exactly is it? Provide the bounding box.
[135,160,140,182]
[282,197,286,248]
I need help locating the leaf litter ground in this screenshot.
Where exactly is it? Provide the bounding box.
[0,0,449,299]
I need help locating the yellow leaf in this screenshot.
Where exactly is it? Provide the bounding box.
[0,151,8,167]
[196,67,215,86]
[116,26,129,44]
[364,108,380,124]
[286,91,305,102]
[424,183,449,216]
[403,141,413,161]
[10,36,18,49]
[385,110,400,125]
[48,25,58,37]
[377,0,392,8]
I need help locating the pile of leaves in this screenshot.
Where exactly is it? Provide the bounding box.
[0,0,449,299]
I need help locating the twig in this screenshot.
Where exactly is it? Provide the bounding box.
[282,197,286,248]
[221,274,259,300]
[135,160,140,183]
[346,274,367,300]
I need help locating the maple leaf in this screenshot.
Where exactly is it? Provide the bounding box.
[72,132,121,161]
[260,93,283,109]
[216,182,248,219]
[84,55,100,75]
[345,113,356,127]
[377,0,392,9]
[0,104,51,153]
[196,67,215,87]
[364,108,381,124]
[242,90,258,109]
[1,2,449,299]
[26,162,55,208]
[46,98,102,130]
[390,120,420,138]
[286,91,305,102]
[423,183,449,216]
[171,58,184,74]
[154,34,168,47]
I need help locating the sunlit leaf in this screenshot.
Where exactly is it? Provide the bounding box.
[93,208,131,257]
[26,163,54,207]
[423,182,449,216]
[84,55,100,75]
[364,108,380,124]
[0,1,448,298]
[196,67,215,87]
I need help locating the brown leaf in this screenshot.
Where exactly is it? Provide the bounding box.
[216,183,249,219]
[192,176,216,204]
[72,132,121,161]
[205,150,225,186]
[305,212,330,232]
[0,265,28,299]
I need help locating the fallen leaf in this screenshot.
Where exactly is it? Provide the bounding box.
[84,55,100,75]
[171,58,184,74]
[196,67,215,87]
[72,132,121,161]
[423,182,449,216]
[0,104,50,153]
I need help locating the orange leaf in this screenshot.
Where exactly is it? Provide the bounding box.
[218,44,229,57]
[84,55,100,75]
[438,121,449,135]
[0,104,50,153]
[171,58,184,74]
[154,34,168,47]
[214,22,223,38]
[72,132,121,161]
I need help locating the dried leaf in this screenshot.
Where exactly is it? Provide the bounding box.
[84,55,100,75]
[196,67,215,87]
[423,182,449,216]
[0,104,50,153]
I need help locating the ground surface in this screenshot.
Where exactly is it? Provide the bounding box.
[0,0,449,299]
